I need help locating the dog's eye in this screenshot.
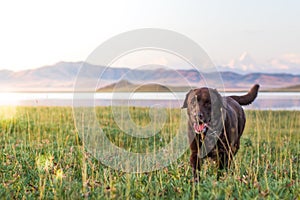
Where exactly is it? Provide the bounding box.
[205,102,211,107]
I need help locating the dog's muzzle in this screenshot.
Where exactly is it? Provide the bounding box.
[193,122,208,135]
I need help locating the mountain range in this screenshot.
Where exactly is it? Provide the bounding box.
[1,61,300,92]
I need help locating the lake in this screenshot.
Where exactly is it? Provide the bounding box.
[0,92,300,110]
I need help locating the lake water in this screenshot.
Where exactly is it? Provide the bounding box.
[0,92,300,110]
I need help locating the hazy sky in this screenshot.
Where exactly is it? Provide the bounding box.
[0,0,299,73]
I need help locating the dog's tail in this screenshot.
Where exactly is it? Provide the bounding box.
[229,84,260,106]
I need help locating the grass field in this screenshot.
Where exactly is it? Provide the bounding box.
[0,106,299,199]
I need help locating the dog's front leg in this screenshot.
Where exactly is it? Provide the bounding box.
[190,152,201,182]
[189,133,202,182]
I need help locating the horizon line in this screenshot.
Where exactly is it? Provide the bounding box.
[1,60,299,76]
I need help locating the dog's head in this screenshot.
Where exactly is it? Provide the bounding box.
[182,87,224,135]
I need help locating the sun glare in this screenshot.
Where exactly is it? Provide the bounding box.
[0,106,17,120]
[0,93,19,119]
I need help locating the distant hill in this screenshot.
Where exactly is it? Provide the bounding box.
[285,84,300,90]
[97,80,191,92]
[1,61,300,91]
[270,84,300,92]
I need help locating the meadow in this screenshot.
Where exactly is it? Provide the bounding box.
[0,106,299,199]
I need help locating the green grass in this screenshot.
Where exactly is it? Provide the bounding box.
[0,106,299,199]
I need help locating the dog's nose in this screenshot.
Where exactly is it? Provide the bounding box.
[197,113,204,120]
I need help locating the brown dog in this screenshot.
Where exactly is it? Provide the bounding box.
[182,84,259,181]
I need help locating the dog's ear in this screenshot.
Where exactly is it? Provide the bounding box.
[210,88,225,108]
[181,89,193,109]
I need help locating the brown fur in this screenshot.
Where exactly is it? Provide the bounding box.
[182,84,259,181]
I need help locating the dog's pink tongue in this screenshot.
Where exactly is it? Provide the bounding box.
[194,123,206,133]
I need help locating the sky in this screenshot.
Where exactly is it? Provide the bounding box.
[0,0,300,73]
